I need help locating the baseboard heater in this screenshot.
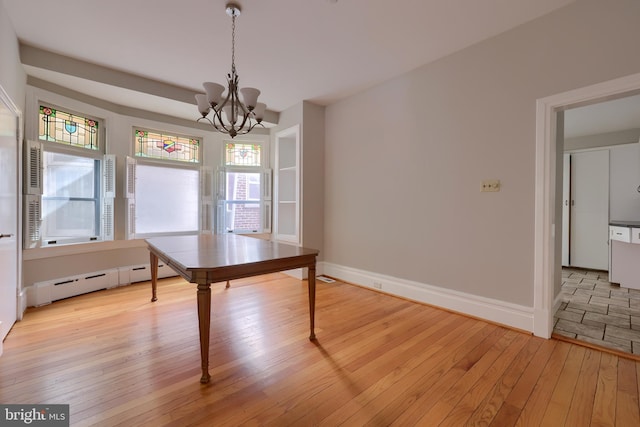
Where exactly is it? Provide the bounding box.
[28,263,177,306]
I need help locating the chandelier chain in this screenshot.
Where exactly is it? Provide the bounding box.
[231,14,236,73]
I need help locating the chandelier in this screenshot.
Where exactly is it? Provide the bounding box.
[195,2,266,138]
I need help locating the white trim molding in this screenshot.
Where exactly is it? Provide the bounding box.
[534,72,640,338]
[323,262,534,332]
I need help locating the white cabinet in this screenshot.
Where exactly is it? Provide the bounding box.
[610,226,631,243]
[274,125,300,245]
[609,224,640,289]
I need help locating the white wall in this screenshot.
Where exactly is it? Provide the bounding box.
[301,102,325,259]
[270,101,325,259]
[324,0,640,308]
[0,1,25,112]
[610,143,640,221]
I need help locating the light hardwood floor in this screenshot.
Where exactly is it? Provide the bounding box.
[1,273,639,426]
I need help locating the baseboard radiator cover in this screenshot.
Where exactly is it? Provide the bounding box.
[322,262,534,334]
[26,263,177,307]
[117,262,177,286]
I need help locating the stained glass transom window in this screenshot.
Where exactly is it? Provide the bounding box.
[134,129,200,163]
[225,143,261,167]
[39,106,99,150]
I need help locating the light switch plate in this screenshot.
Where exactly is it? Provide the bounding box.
[481,179,500,192]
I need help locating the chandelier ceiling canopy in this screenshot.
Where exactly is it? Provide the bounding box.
[195,2,266,138]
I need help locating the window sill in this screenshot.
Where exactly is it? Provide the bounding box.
[23,239,148,261]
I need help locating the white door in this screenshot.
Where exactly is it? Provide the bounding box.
[561,153,570,266]
[0,90,19,343]
[570,150,609,270]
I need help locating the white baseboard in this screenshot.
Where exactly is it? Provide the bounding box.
[282,268,305,280]
[281,262,325,280]
[322,262,534,333]
[17,289,27,320]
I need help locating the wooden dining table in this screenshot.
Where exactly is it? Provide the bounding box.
[146,234,319,384]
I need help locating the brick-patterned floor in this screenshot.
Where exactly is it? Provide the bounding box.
[553,268,640,355]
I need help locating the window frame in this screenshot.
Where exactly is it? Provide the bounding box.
[126,127,205,239]
[216,140,272,235]
[24,103,114,249]
[41,150,101,244]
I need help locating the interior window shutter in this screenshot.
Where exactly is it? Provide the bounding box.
[262,169,272,232]
[201,166,214,233]
[102,198,114,241]
[23,194,42,249]
[215,167,227,234]
[126,199,136,240]
[101,154,116,241]
[125,156,136,199]
[262,201,272,233]
[262,168,272,200]
[25,140,42,195]
[216,167,227,200]
[23,140,43,248]
[103,154,116,198]
[125,156,136,239]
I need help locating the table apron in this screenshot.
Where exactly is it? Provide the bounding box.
[151,250,316,285]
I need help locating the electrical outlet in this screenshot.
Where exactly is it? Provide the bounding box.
[373,282,382,289]
[481,179,501,192]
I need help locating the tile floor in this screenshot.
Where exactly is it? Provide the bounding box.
[553,267,640,355]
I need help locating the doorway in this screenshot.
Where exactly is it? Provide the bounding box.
[0,85,21,350]
[534,72,640,339]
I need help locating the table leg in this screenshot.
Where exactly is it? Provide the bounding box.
[308,263,317,341]
[150,252,158,302]
[197,282,212,384]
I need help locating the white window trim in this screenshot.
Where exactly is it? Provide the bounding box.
[23,140,115,249]
[125,156,210,239]
[216,166,272,234]
[217,140,272,234]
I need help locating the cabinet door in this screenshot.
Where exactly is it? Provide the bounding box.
[274,125,300,244]
[569,150,609,270]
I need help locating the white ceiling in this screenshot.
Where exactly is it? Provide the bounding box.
[564,93,640,139]
[6,0,640,138]
[5,0,576,121]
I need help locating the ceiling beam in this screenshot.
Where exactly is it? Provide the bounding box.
[19,43,279,125]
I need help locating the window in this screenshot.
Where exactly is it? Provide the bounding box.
[126,129,206,238]
[42,152,100,238]
[39,105,99,149]
[134,129,199,163]
[217,142,271,234]
[225,142,261,167]
[24,105,114,248]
